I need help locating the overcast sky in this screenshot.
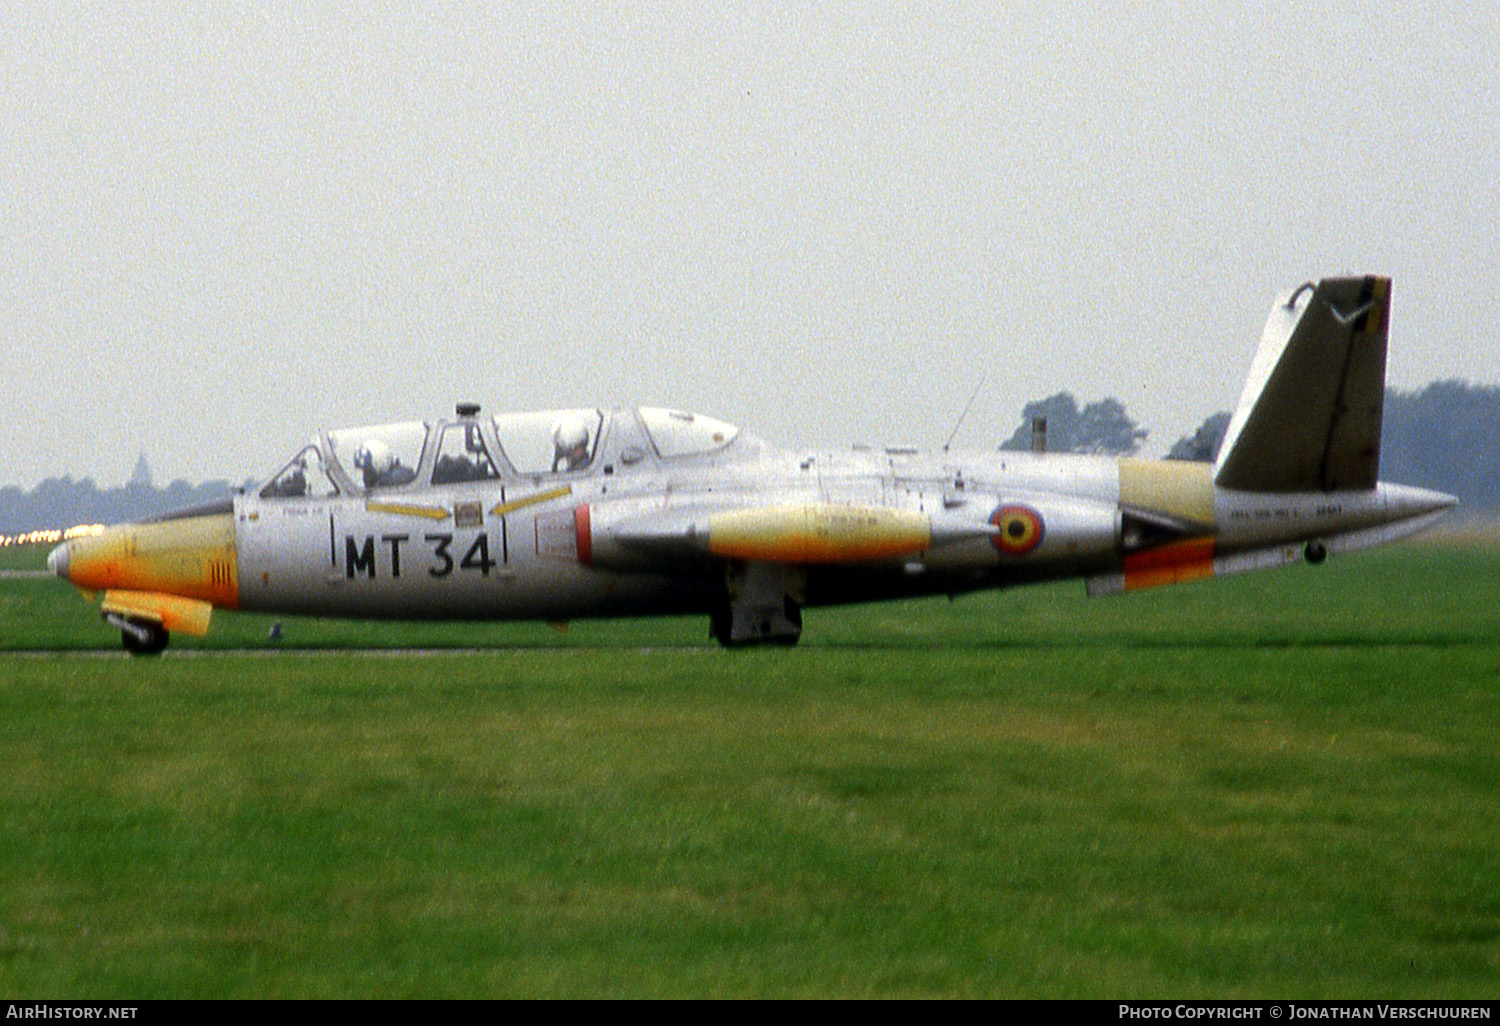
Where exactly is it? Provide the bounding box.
[3,1,1496,487]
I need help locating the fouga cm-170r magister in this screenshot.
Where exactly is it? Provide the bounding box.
[49,276,1455,653]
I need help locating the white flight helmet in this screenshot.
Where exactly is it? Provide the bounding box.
[551,414,592,471]
[354,438,394,477]
[553,415,590,453]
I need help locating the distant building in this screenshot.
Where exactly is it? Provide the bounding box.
[128,453,152,489]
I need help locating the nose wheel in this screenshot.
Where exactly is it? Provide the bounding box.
[105,612,170,656]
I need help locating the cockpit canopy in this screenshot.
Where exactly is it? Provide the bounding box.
[330,422,427,491]
[257,407,744,499]
[492,409,604,475]
[259,442,338,500]
[637,408,738,458]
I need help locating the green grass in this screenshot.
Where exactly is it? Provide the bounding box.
[0,542,1497,996]
[0,542,47,573]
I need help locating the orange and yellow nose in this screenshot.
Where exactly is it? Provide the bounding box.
[50,513,240,609]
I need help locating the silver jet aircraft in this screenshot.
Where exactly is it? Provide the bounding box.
[49,275,1455,653]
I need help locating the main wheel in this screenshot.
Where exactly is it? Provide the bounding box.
[708,598,803,648]
[709,602,733,647]
[121,621,169,656]
[770,597,803,646]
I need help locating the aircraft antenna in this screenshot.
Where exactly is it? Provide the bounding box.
[942,375,987,453]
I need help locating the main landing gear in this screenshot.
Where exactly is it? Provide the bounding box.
[710,595,803,648]
[710,561,805,648]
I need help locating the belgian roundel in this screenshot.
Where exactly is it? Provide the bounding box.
[990,504,1044,556]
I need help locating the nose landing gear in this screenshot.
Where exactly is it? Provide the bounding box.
[104,612,170,656]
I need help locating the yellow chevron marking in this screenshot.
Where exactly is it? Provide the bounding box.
[490,485,573,517]
[365,501,451,521]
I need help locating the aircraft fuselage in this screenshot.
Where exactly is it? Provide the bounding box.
[46,277,1459,651]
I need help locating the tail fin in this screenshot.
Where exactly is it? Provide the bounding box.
[1214,275,1390,493]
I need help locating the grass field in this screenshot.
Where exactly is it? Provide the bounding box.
[0,540,1497,997]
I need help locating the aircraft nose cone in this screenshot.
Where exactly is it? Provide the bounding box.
[47,542,69,581]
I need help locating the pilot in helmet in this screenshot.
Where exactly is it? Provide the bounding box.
[353,438,395,489]
[552,415,592,472]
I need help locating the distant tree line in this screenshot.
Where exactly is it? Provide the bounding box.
[1380,381,1500,511]
[0,475,250,534]
[997,393,1149,456]
[1164,411,1233,463]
